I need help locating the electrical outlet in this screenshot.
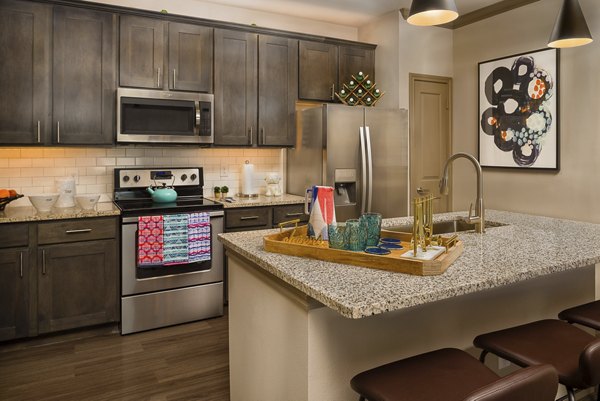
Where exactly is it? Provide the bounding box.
[220,164,229,177]
[498,357,511,370]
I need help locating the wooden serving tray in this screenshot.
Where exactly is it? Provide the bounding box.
[263,225,463,276]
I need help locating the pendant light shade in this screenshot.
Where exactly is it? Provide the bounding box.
[407,0,459,26]
[548,0,593,48]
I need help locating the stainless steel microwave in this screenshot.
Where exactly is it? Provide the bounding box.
[116,88,213,144]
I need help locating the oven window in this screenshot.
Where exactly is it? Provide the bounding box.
[121,97,195,136]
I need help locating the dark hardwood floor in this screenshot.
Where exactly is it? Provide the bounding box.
[0,315,229,401]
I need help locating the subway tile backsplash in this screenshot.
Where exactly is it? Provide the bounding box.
[0,147,284,208]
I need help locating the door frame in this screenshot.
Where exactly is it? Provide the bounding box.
[408,73,453,212]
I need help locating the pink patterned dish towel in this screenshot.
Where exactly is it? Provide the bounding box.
[138,215,164,266]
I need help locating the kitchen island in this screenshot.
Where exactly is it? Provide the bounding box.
[219,210,600,401]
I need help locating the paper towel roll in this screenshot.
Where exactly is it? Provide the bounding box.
[241,163,257,196]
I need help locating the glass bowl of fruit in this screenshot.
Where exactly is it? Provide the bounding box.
[0,189,24,211]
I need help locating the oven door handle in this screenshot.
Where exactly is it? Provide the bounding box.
[122,211,224,224]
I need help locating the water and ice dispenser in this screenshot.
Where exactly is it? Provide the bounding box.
[334,169,357,206]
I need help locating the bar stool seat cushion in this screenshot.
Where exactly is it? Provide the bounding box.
[559,300,600,330]
[474,319,600,389]
[351,348,558,401]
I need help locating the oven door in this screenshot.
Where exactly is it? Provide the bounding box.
[116,88,213,144]
[121,211,224,296]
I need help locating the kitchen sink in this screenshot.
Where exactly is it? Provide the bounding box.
[382,219,507,235]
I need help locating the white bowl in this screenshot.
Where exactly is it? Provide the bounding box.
[75,194,100,210]
[29,194,59,212]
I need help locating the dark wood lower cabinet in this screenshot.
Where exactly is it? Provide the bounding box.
[38,239,118,334]
[0,249,29,341]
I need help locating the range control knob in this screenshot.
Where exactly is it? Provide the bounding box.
[133,175,141,182]
[123,175,130,182]
[181,174,188,181]
[190,173,197,181]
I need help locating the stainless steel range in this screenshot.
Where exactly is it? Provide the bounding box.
[113,167,224,334]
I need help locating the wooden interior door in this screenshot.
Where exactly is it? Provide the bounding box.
[410,74,452,213]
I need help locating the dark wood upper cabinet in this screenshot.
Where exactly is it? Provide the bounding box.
[38,239,118,334]
[119,15,166,89]
[258,35,298,147]
[338,46,375,88]
[214,29,258,146]
[0,249,29,341]
[168,22,213,92]
[298,41,338,102]
[53,7,117,145]
[0,0,51,145]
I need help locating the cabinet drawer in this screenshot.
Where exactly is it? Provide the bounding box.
[273,204,308,225]
[225,208,271,229]
[38,217,117,245]
[0,223,29,248]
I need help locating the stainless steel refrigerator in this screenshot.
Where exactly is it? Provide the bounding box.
[287,104,409,221]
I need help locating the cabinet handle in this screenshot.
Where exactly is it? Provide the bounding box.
[37,121,41,143]
[42,250,46,275]
[65,229,92,234]
[20,252,23,278]
[248,127,253,145]
[285,212,303,217]
[57,121,60,143]
[260,128,265,145]
[157,67,161,88]
[173,69,177,88]
[331,84,335,100]
[240,216,259,220]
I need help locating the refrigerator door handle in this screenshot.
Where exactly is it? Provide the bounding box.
[365,126,373,213]
[359,126,367,215]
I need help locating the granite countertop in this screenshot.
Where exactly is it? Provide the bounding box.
[218,210,600,319]
[0,202,121,224]
[206,194,305,208]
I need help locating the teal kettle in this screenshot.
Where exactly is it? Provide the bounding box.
[147,183,178,203]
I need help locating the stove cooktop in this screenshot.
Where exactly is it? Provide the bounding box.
[114,197,223,215]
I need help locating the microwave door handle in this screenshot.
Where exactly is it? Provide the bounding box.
[195,101,201,134]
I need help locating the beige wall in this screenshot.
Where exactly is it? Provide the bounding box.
[358,13,454,110]
[87,0,358,41]
[452,0,600,223]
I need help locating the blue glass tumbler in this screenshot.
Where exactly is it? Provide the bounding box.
[360,212,382,247]
[327,222,347,250]
[346,219,367,251]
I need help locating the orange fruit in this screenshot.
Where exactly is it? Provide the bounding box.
[8,189,17,197]
[0,189,9,198]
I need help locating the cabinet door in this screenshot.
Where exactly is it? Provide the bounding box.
[0,0,51,145]
[120,15,166,89]
[258,35,298,147]
[169,22,213,92]
[53,7,117,145]
[298,41,338,102]
[338,46,375,88]
[0,249,29,341]
[38,240,118,334]
[214,29,258,146]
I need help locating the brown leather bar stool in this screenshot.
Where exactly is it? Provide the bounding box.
[559,300,600,330]
[474,319,600,401]
[350,348,557,401]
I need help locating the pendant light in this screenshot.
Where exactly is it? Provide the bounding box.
[407,0,459,26]
[548,0,593,48]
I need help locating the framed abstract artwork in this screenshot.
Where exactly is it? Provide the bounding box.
[478,48,559,170]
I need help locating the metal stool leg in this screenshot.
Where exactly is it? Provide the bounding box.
[567,387,575,401]
[479,350,488,363]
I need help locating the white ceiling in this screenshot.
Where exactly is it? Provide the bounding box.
[203,0,504,26]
